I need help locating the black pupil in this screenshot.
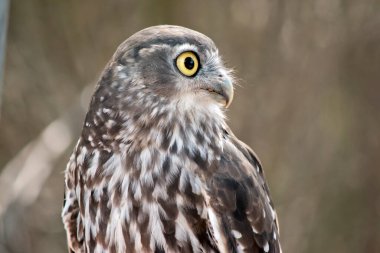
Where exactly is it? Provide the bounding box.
[184,57,195,70]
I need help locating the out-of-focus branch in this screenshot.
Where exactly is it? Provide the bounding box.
[0,85,93,218]
[0,0,9,114]
[0,118,72,217]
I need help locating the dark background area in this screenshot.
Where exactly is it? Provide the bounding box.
[1,1,380,252]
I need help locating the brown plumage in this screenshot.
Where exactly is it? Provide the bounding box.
[62,25,281,253]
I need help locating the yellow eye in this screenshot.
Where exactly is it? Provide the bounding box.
[176,51,199,77]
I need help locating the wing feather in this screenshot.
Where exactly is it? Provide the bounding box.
[205,129,281,253]
[62,156,84,253]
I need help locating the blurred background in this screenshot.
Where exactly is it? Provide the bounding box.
[1,0,380,252]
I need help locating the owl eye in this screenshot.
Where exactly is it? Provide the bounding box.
[175,51,199,77]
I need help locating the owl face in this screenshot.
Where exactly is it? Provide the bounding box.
[112,25,234,110]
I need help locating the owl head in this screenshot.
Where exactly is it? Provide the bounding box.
[92,25,234,116]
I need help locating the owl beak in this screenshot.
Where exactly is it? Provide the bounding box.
[218,77,234,108]
[197,75,234,108]
[208,76,233,108]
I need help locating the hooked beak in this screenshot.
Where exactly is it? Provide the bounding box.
[201,76,234,108]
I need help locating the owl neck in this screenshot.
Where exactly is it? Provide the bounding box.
[82,96,228,165]
[127,99,227,159]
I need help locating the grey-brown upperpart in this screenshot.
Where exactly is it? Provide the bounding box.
[114,25,218,60]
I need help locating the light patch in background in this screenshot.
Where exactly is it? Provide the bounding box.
[0,118,73,217]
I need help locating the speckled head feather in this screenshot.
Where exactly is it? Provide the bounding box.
[62,25,281,253]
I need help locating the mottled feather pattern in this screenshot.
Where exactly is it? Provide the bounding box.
[62,25,281,253]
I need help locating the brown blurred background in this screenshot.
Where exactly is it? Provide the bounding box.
[1,0,380,252]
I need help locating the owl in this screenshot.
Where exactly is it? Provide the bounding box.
[62,25,281,253]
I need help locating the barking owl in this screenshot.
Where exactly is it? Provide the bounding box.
[62,25,281,253]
